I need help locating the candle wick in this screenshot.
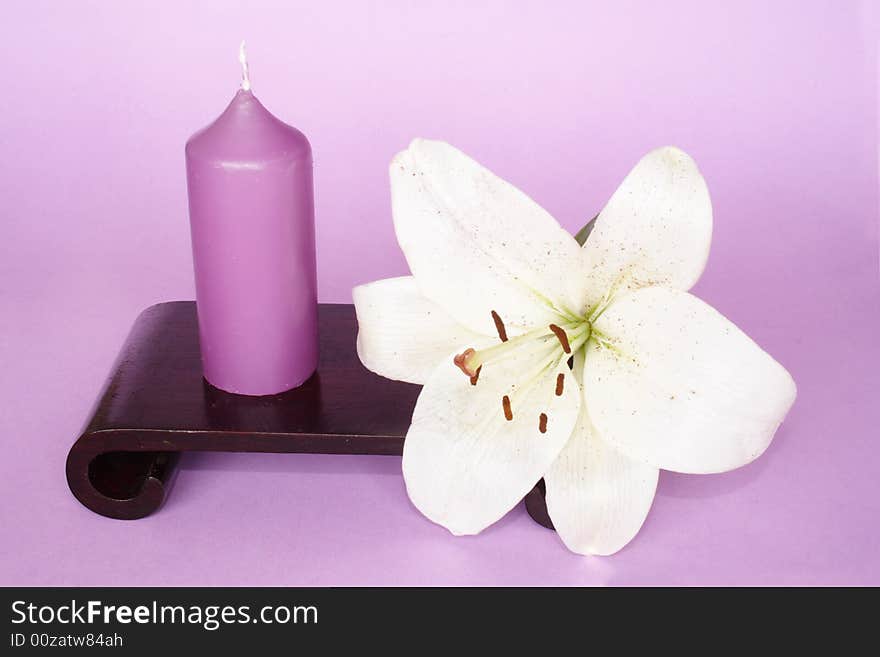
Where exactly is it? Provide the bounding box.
[239,40,251,92]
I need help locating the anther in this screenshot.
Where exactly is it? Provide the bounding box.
[491,310,508,342]
[470,366,482,386]
[555,373,565,396]
[502,395,513,421]
[539,413,548,433]
[453,348,477,377]
[548,324,571,354]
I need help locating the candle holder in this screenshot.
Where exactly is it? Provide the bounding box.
[65,301,555,528]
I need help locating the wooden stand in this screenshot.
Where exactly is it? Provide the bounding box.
[66,302,553,527]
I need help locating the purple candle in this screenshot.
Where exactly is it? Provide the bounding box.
[185,43,318,396]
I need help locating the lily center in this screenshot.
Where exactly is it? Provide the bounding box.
[452,310,592,432]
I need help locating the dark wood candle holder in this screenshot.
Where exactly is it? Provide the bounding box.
[66,302,553,528]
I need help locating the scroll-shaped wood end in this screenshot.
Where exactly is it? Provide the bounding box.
[66,431,180,520]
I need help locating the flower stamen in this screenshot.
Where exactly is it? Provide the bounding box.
[491,310,508,342]
[538,413,548,433]
[548,324,571,354]
[555,373,565,396]
[502,395,513,421]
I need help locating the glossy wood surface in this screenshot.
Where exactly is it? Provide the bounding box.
[66,301,551,525]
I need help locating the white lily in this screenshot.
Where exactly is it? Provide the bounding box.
[353,139,796,555]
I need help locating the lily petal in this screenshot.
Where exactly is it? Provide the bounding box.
[582,147,712,308]
[353,276,483,385]
[585,286,796,474]
[391,139,588,336]
[544,407,658,556]
[403,344,581,535]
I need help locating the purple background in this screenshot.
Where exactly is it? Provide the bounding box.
[1,0,878,585]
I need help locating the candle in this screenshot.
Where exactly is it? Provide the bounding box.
[185,43,318,396]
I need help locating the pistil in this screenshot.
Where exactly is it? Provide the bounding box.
[453,325,555,377]
[453,348,479,377]
[454,314,592,388]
